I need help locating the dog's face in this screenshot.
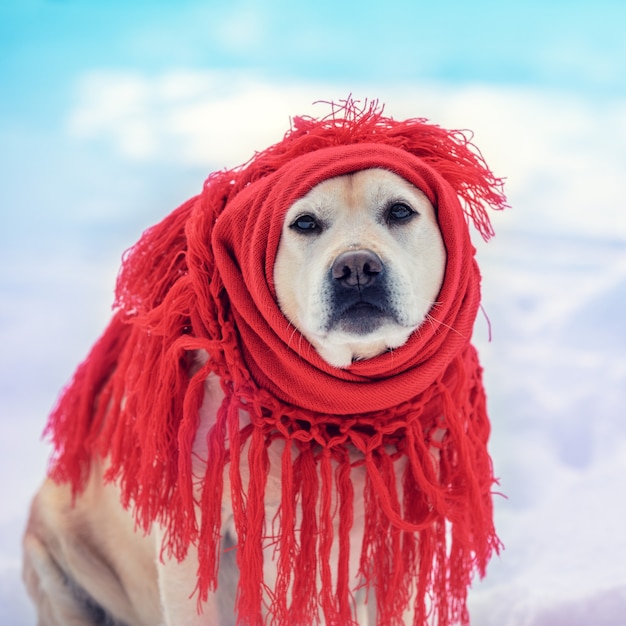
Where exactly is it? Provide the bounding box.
[274,168,447,368]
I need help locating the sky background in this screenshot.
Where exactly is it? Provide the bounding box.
[1,1,626,624]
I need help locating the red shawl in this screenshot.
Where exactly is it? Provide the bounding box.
[46,100,506,625]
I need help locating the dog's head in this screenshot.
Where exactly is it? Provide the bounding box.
[274,168,446,368]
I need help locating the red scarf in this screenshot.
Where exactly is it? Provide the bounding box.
[46,101,506,625]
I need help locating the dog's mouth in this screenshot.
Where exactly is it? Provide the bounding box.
[327,298,395,336]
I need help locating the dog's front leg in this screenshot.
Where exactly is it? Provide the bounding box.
[155,501,240,626]
[155,526,220,626]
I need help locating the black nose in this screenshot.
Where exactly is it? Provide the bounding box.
[331,249,383,288]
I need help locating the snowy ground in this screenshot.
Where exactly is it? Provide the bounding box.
[1,82,625,625]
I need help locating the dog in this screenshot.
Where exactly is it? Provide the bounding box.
[22,167,447,625]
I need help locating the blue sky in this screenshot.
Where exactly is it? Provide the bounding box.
[3,1,624,202]
[2,0,626,123]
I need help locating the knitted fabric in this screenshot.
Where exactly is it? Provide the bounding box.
[46,100,506,625]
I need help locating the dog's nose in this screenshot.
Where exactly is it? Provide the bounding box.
[331,249,383,288]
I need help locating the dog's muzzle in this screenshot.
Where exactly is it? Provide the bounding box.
[326,249,395,335]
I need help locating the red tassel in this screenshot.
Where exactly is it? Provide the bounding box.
[335,447,355,623]
[291,444,319,624]
[235,422,268,626]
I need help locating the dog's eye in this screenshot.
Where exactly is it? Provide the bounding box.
[290,214,321,233]
[386,203,415,224]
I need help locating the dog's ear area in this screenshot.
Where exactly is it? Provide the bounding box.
[113,170,235,317]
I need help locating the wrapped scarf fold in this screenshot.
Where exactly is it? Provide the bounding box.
[46,100,506,625]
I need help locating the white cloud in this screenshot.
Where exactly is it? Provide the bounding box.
[66,71,626,239]
[68,70,340,166]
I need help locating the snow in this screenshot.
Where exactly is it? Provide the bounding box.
[468,232,626,624]
[1,78,625,624]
